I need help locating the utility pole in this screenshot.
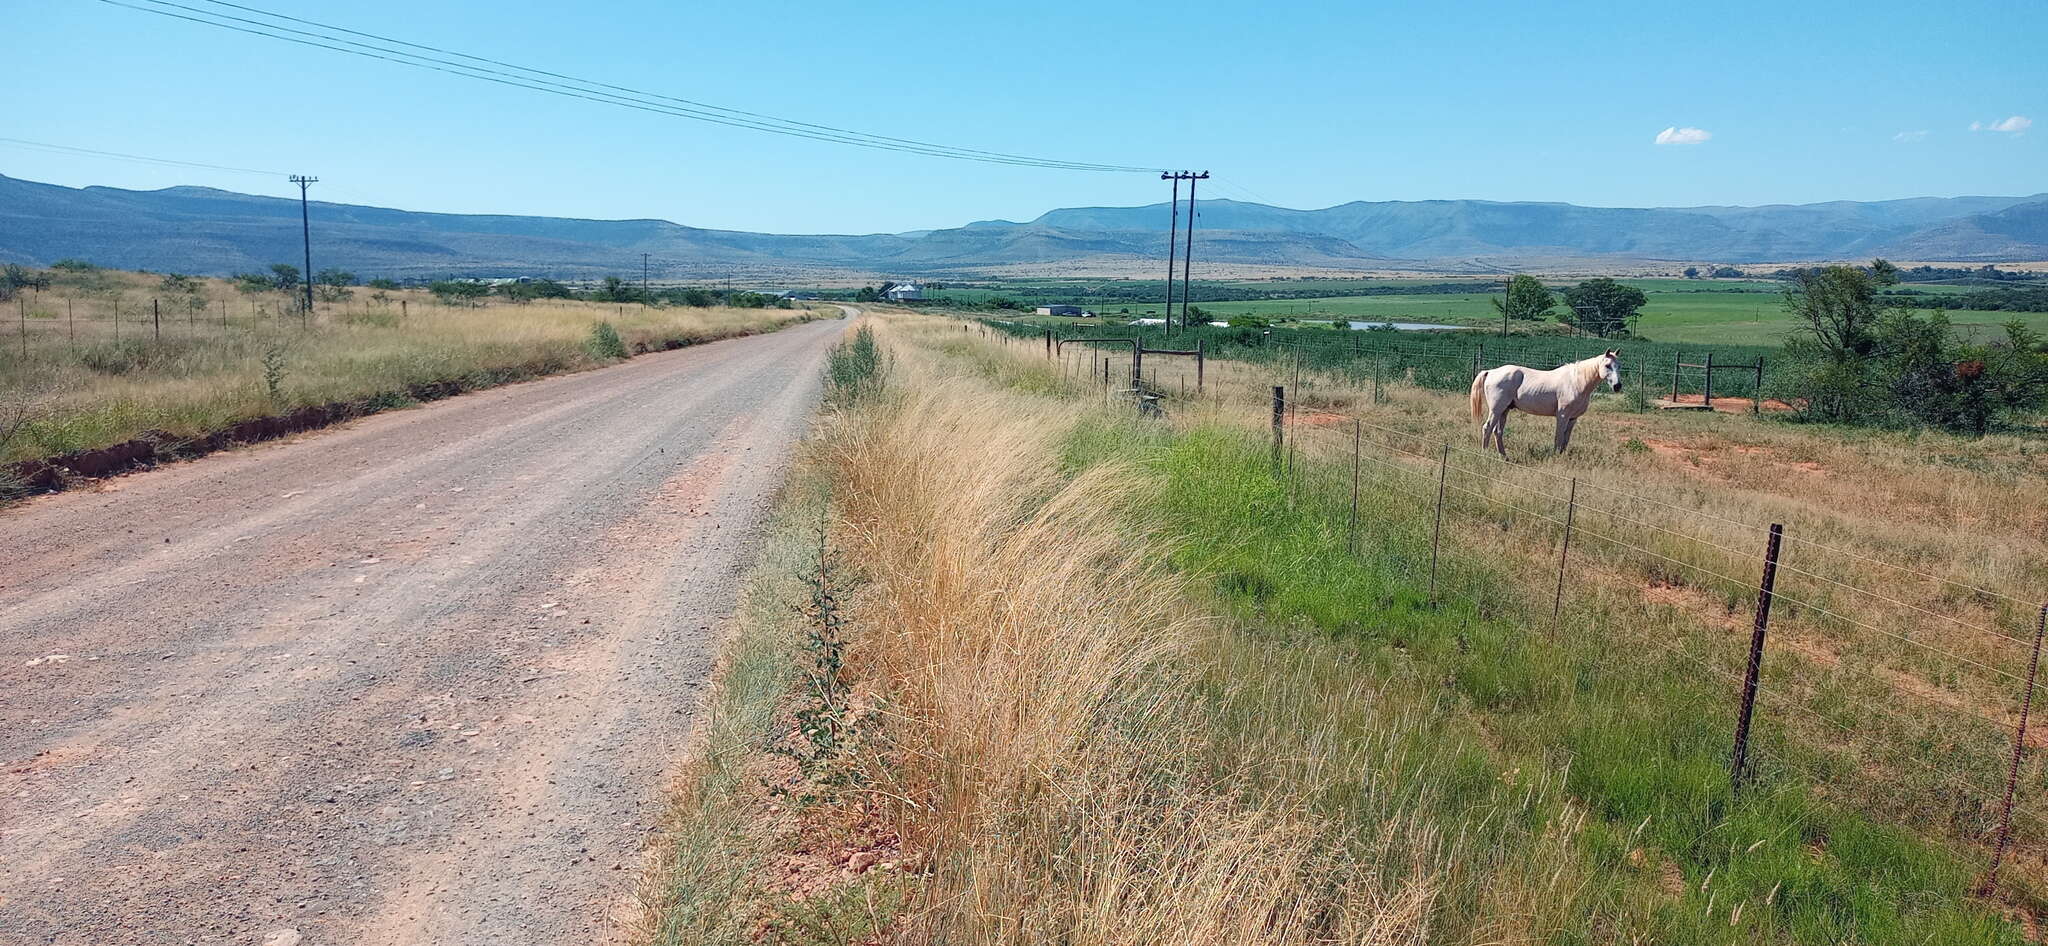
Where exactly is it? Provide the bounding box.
[1179,171,1206,332]
[1162,173,1180,333]
[289,174,318,323]
[1501,276,1511,336]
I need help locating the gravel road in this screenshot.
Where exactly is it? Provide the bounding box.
[0,311,849,944]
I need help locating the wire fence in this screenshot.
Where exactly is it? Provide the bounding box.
[1268,393,2048,886]
[984,317,1788,405]
[971,320,2048,891]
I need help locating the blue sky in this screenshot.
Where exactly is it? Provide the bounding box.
[4,0,2042,234]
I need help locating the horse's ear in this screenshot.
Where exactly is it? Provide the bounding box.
[1605,349,1617,357]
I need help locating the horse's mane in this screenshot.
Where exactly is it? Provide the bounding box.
[1572,353,1608,389]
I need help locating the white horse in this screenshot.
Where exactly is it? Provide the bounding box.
[1470,350,1622,457]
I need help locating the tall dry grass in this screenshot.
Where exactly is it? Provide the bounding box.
[804,327,1641,943]
[1,271,817,465]
[922,314,2048,907]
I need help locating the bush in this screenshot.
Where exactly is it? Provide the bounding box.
[429,280,491,305]
[824,325,887,404]
[584,321,629,361]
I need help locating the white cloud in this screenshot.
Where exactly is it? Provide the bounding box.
[1654,126,1712,146]
[1971,116,2031,133]
[1893,130,1929,142]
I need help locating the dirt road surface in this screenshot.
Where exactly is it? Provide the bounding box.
[1,312,849,944]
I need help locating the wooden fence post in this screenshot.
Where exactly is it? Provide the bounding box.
[1731,523,1784,791]
[1704,351,1715,410]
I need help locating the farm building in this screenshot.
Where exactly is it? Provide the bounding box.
[883,283,924,301]
[1034,304,1090,316]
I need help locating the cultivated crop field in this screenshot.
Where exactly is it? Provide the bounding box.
[656,308,2048,943]
[0,268,817,473]
[924,276,2042,346]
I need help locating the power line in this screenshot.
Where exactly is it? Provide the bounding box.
[0,135,284,176]
[94,0,1165,174]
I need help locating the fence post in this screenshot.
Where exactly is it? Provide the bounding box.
[402,299,408,321]
[1754,356,1765,415]
[1271,386,1286,472]
[1977,602,2048,897]
[1671,353,1681,402]
[1045,329,1052,358]
[1428,442,1449,604]
[1196,339,1205,392]
[68,297,75,343]
[1730,522,1784,791]
[1552,478,1578,619]
[1704,352,1715,410]
[220,298,227,330]
[153,298,161,341]
[1349,419,1361,556]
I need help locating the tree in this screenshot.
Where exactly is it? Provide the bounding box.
[428,280,491,305]
[315,268,357,302]
[1683,266,1700,279]
[1559,278,1648,337]
[1491,274,1555,323]
[268,263,301,293]
[1785,262,1888,362]
[367,278,402,290]
[854,285,880,303]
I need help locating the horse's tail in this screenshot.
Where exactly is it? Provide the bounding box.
[1469,370,1486,421]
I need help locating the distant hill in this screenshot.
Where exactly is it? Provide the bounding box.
[1,173,2041,280]
[1876,200,2048,261]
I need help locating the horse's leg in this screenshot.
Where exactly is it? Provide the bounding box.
[1554,415,1577,453]
[1493,407,1510,459]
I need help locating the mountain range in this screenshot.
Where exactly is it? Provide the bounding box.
[1,173,2043,281]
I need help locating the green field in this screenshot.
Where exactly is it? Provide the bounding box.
[941,278,2042,347]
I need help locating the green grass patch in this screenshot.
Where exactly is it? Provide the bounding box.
[1078,418,2023,944]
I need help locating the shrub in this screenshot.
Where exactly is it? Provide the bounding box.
[429,280,491,306]
[824,325,886,404]
[584,321,629,361]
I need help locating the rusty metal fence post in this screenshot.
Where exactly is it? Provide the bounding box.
[1428,442,1449,604]
[1348,419,1361,555]
[1552,477,1578,619]
[1978,602,2048,897]
[1270,386,1285,472]
[153,298,161,341]
[1730,522,1784,791]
